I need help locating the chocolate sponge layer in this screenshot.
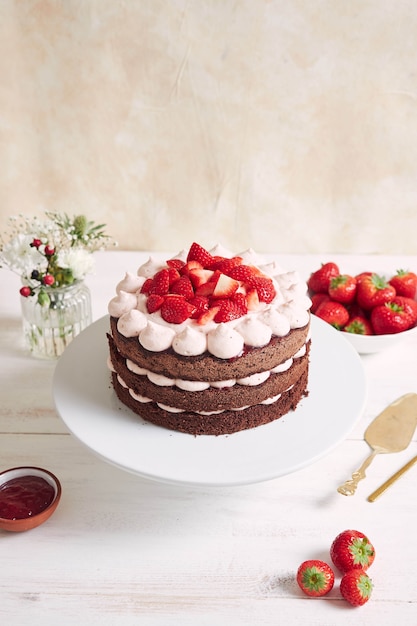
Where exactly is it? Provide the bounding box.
[109,315,310,381]
[109,333,310,412]
[111,368,309,436]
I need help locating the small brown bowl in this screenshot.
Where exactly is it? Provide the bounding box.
[0,466,61,532]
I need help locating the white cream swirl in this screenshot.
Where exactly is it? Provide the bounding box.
[116,272,145,294]
[172,326,208,356]
[207,324,244,359]
[117,309,148,337]
[108,291,138,317]
[235,317,272,347]
[139,321,176,352]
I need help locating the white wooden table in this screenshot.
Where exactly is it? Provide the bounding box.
[1,251,416,626]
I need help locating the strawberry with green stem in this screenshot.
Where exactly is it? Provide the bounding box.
[330,530,375,573]
[340,569,373,606]
[389,269,417,299]
[296,560,335,597]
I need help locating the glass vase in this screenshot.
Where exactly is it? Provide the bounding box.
[20,282,92,359]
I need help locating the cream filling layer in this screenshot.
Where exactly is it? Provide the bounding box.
[109,342,307,392]
[118,372,295,415]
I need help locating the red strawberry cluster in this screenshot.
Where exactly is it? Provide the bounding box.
[297,529,375,607]
[140,242,276,325]
[308,262,417,335]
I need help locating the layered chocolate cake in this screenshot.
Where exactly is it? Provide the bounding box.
[107,243,311,435]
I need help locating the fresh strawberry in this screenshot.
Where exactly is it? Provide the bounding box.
[166,258,185,271]
[248,276,276,303]
[340,569,373,606]
[148,269,170,295]
[315,300,349,329]
[370,300,415,334]
[355,271,373,285]
[389,269,417,299]
[188,295,209,319]
[211,256,243,274]
[170,275,194,299]
[197,305,221,325]
[296,560,335,597]
[310,292,330,314]
[140,278,153,294]
[328,274,357,304]
[186,242,213,267]
[356,273,396,310]
[231,291,248,314]
[188,268,215,288]
[214,300,245,323]
[180,260,203,275]
[393,296,417,325]
[228,264,258,282]
[160,295,195,324]
[344,315,373,335]
[308,262,340,293]
[146,294,164,313]
[167,268,181,285]
[330,530,375,573]
[212,273,239,299]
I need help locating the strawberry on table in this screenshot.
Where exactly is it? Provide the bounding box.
[296,560,335,597]
[389,269,417,299]
[330,530,375,573]
[370,299,415,334]
[340,569,373,606]
[356,273,396,310]
[308,262,340,293]
[328,274,357,304]
[315,300,349,329]
[344,315,373,335]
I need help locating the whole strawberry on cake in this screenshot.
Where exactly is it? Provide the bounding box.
[107,243,312,435]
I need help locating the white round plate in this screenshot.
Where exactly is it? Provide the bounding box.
[53,315,366,487]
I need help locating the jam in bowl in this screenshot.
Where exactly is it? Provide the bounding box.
[0,466,61,532]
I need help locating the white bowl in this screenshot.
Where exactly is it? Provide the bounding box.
[341,324,417,354]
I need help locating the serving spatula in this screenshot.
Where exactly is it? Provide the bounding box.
[337,393,417,496]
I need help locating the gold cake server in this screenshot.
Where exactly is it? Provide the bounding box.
[337,393,417,496]
[368,455,417,502]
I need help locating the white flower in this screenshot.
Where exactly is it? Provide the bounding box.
[56,247,95,280]
[0,234,46,276]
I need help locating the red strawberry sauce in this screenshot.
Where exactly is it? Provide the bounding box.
[0,475,55,520]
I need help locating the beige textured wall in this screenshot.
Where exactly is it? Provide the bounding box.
[1,0,417,254]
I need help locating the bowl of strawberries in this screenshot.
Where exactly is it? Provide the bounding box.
[308,263,417,354]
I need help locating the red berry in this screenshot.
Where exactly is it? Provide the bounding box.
[315,300,349,329]
[308,262,340,293]
[330,530,375,573]
[247,276,276,303]
[388,269,417,299]
[160,295,196,324]
[31,238,42,248]
[148,269,170,296]
[340,569,373,606]
[344,315,373,336]
[42,274,55,286]
[146,294,164,313]
[296,560,335,597]
[186,243,214,268]
[44,245,55,256]
[328,274,357,304]
[19,286,33,297]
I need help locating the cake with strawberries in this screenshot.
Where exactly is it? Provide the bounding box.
[107,243,311,435]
